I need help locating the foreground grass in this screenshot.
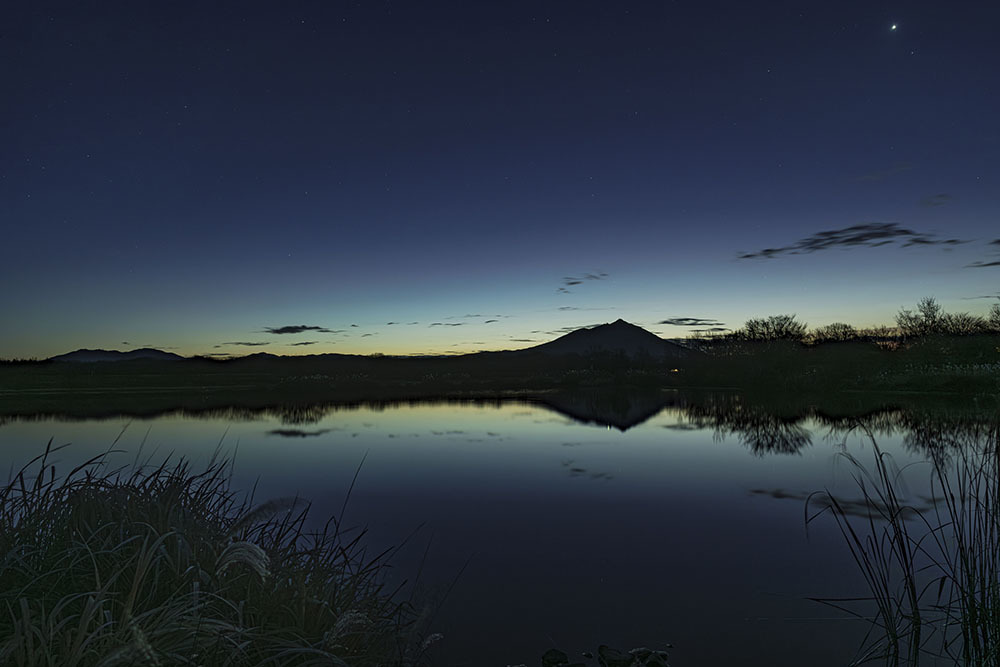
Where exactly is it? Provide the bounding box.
[810,422,1000,665]
[0,441,429,667]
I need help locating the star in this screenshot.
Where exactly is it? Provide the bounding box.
[890,23,898,31]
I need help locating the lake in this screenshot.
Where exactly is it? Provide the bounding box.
[2,391,991,666]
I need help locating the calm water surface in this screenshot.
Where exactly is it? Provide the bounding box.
[0,397,957,666]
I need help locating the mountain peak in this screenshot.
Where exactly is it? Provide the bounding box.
[526,319,697,359]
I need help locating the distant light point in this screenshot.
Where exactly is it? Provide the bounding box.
[890,23,898,31]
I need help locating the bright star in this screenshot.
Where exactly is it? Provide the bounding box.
[890,23,898,31]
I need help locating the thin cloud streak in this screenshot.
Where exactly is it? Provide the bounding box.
[263,325,333,334]
[659,317,726,327]
[857,161,914,182]
[920,193,953,207]
[558,271,609,292]
[738,222,969,260]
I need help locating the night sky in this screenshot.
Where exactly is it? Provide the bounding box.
[4,1,999,359]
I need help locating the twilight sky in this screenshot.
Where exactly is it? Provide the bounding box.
[3,1,998,358]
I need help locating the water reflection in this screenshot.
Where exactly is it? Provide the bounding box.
[681,396,814,455]
[533,389,682,430]
[749,488,941,521]
[266,428,332,437]
[3,391,998,461]
[1,391,998,666]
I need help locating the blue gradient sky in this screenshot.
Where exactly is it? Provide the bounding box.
[3,1,998,358]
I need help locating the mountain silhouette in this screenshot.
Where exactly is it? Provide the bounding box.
[523,319,698,360]
[49,348,185,363]
[46,321,696,363]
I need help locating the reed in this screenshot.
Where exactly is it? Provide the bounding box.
[809,421,1000,665]
[0,440,430,666]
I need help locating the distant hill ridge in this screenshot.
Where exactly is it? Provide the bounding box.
[47,320,696,362]
[49,348,185,363]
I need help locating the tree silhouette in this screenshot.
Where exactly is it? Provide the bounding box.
[896,297,992,337]
[896,296,944,337]
[734,314,808,341]
[812,322,857,343]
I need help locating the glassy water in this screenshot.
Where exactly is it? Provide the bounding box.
[1,394,980,666]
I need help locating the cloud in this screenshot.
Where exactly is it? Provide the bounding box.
[966,260,1000,268]
[509,338,538,342]
[547,323,603,335]
[289,341,318,346]
[263,325,333,335]
[659,317,727,327]
[692,327,730,333]
[920,193,953,207]
[901,237,966,248]
[738,222,970,260]
[990,239,1000,246]
[484,319,498,323]
[361,333,375,337]
[962,294,1000,300]
[222,341,270,347]
[857,160,914,182]
[559,272,609,292]
[386,322,397,325]
[429,322,465,327]
[350,324,359,327]
[562,272,608,286]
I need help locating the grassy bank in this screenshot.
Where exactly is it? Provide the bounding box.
[0,442,430,666]
[811,422,1000,665]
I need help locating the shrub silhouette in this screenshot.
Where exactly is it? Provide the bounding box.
[811,322,858,344]
[896,296,992,338]
[731,314,807,342]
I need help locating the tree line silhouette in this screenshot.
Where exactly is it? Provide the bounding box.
[698,297,1000,345]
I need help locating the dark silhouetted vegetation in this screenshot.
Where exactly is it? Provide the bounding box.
[0,442,432,666]
[896,297,1000,339]
[729,313,809,342]
[811,322,859,344]
[1,297,996,419]
[811,422,1000,666]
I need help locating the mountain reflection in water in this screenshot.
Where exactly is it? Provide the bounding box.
[5,390,997,460]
